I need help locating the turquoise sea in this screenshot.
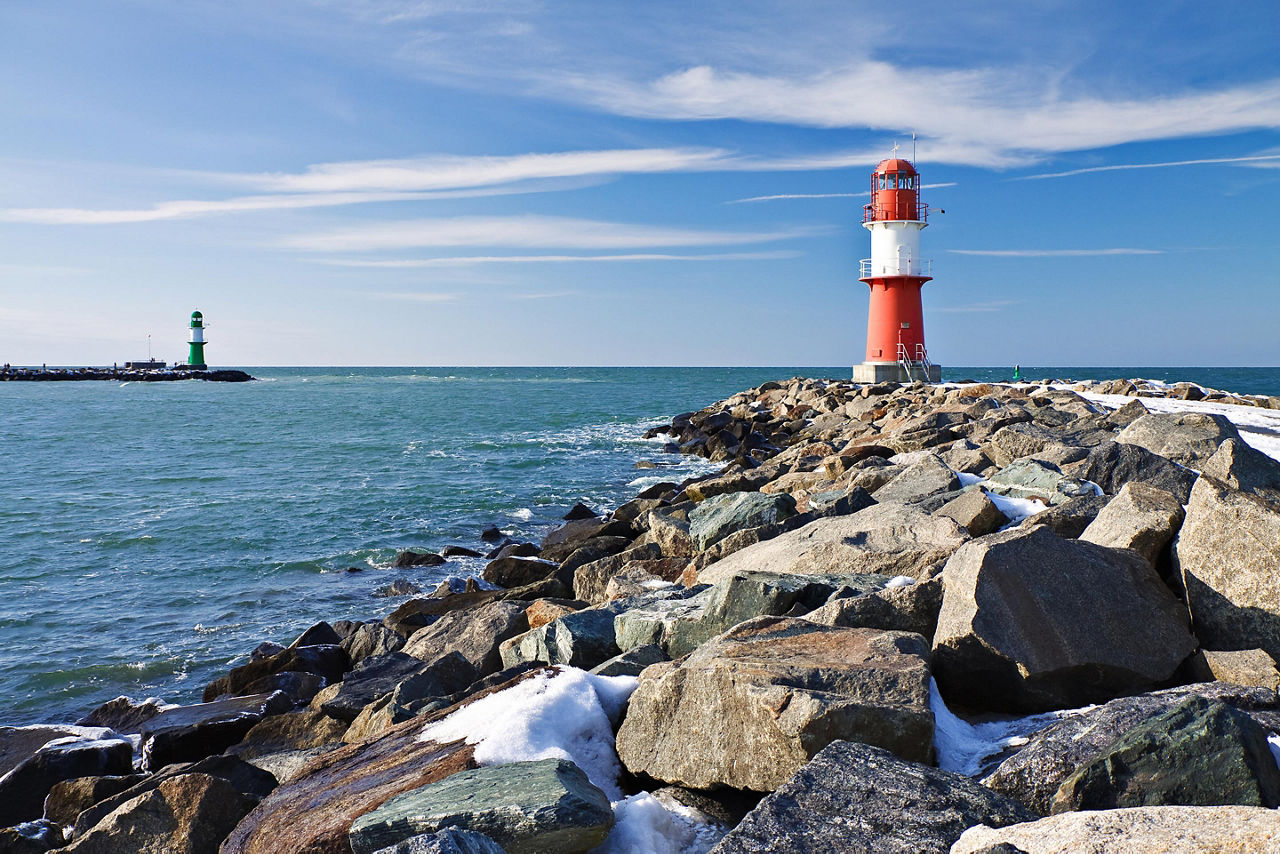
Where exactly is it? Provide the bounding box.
[2,366,1278,725]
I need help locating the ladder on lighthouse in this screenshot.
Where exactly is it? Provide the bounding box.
[897,343,934,383]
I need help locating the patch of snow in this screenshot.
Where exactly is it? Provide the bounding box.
[1268,734,1280,772]
[885,575,915,588]
[889,450,934,465]
[930,678,1090,777]
[983,489,1048,524]
[590,793,723,854]
[956,472,985,487]
[418,666,638,800]
[640,579,675,590]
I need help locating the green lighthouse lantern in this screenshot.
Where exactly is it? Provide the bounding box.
[187,311,207,370]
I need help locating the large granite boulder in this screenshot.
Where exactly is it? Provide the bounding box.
[348,759,613,854]
[688,491,796,551]
[952,806,1280,854]
[871,454,961,504]
[710,741,1034,854]
[933,526,1196,712]
[1074,440,1198,503]
[1117,411,1242,465]
[1189,648,1280,690]
[696,502,969,585]
[984,423,1066,467]
[44,773,146,826]
[981,682,1280,814]
[1175,476,1280,658]
[76,697,168,733]
[0,733,133,826]
[1201,437,1280,502]
[937,489,1008,537]
[59,773,256,854]
[481,556,558,589]
[499,607,621,671]
[1050,696,1280,812]
[401,601,530,677]
[343,623,407,665]
[615,617,934,791]
[1079,481,1185,565]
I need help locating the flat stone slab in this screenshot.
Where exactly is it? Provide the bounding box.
[348,759,613,854]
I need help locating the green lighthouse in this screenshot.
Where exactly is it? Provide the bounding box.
[187,311,207,370]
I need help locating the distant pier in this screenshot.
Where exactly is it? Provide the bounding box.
[1,366,254,382]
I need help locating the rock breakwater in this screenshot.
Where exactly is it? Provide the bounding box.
[5,375,1280,853]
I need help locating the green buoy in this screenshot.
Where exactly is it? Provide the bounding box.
[188,311,207,370]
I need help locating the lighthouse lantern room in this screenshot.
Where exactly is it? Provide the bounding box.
[187,311,208,370]
[852,156,942,384]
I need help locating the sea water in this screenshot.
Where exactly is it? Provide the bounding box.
[1,366,1277,724]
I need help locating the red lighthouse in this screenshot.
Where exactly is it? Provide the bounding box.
[852,156,941,383]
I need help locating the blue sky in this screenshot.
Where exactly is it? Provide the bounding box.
[1,0,1278,367]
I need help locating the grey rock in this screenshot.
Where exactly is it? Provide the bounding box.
[804,576,944,638]
[1175,476,1280,658]
[369,828,505,854]
[0,735,132,827]
[1103,397,1149,428]
[481,556,558,589]
[44,773,146,826]
[985,423,1068,467]
[402,600,530,678]
[933,526,1196,712]
[806,485,876,517]
[1075,440,1199,503]
[321,653,475,723]
[982,682,1280,814]
[871,453,961,504]
[588,644,669,677]
[499,604,622,671]
[612,586,715,658]
[348,759,613,854]
[203,644,349,702]
[616,617,934,791]
[393,550,447,568]
[710,741,1035,854]
[0,725,117,778]
[696,502,969,585]
[1050,696,1280,812]
[73,753,277,837]
[1201,437,1280,502]
[142,692,294,773]
[290,621,344,648]
[688,491,797,552]
[572,543,665,605]
[75,697,168,733]
[1189,648,1280,690]
[342,622,407,665]
[1017,494,1109,538]
[59,772,256,854]
[952,805,1280,854]
[937,489,1007,537]
[1080,481,1184,565]
[1117,411,1241,466]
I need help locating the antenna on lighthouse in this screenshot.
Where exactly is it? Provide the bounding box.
[912,132,917,165]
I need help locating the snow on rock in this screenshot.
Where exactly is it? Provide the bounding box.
[956,472,985,488]
[1269,734,1280,772]
[589,793,723,854]
[885,575,916,589]
[930,678,1089,777]
[983,490,1048,525]
[419,666,638,800]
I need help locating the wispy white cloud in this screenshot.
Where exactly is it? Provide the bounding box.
[316,250,802,267]
[948,248,1164,257]
[282,215,823,252]
[933,299,1022,313]
[0,186,562,225]
[557,62,1280,168]
[1016,153,1280,180]
[728,182,957,204]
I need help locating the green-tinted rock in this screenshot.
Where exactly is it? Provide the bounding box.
[688,491,796,552]
[348,759,613,854]
[1051,697,1280,813]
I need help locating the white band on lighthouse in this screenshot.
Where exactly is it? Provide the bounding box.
[865,220,927,278]
[189,328,204,343]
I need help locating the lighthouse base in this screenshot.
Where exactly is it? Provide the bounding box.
[853,361,942,384]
